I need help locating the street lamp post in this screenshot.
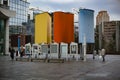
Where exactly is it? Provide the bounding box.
[18,35,21,55]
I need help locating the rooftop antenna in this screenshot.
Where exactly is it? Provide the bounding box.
[72,8,79,14]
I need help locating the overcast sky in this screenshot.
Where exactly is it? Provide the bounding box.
[28,0,120,25]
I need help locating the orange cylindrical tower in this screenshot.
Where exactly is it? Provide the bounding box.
[53,11,74,43]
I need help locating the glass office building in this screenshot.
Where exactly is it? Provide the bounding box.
[9,0,29,34]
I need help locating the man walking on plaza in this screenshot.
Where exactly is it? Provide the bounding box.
[93,50,97,59]
[101,49,106,62]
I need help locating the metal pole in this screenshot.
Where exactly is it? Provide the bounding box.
[99,16,103,50]
[83,35,86,61]
[101,16,104,49]
[18,36,20,55]
[99,23,102,49]
[116,21,119,52]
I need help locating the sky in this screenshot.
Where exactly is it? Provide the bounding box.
[28,0,120,25]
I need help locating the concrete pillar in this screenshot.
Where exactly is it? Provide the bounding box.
[83,35,87,61]
[116,21,119,52]
[0,0,3,4]
[5,19,9,55]
[99,24,102,49]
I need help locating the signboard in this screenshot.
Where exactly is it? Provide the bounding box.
[50,43,59,59]
[71,45,77,54]
[41,44,48,54]
[60,43,68,59]
[25,44,31,54]
[32,44,39,58]
[50,45,58,53]
[61,45,67,53]
[32,44,39,54]
[70,42,78,61]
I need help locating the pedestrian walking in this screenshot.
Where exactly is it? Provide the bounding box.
[101,49,106,62]
[16,50,18,56]
[98,50,102,59]
[20,46,24,57]
[93,50,97,59]
[9,47,15,60]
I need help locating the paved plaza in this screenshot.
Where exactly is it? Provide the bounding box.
[0,54,120,80]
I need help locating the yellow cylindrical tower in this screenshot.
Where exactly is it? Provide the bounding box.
[35,12,52,44]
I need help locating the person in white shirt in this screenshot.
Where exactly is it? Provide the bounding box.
[93,50,97,59]
[101,49,106,62]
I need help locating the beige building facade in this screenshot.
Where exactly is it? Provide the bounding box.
[96,10,110,50]
[96,11,110,25]
[103,21,120,52]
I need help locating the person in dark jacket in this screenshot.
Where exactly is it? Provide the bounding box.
[20,46,24,57]
[9,47,15,60]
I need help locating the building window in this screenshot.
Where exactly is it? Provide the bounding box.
[9,0,29,34]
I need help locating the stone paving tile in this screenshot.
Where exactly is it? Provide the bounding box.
[0,55,120,80]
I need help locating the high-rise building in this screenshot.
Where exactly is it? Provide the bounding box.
[96,10,110,49]
[28,7,43,21]
[96,11,110,25]
[22,7,45,44]
[0,0,16,55]
[9,0,29,34]
[8,0,29,47]
[103,21,120,52]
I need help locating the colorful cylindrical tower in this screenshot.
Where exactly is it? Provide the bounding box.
[78,9,94,43]
[35,12,52,44]
[53,11,74,43]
